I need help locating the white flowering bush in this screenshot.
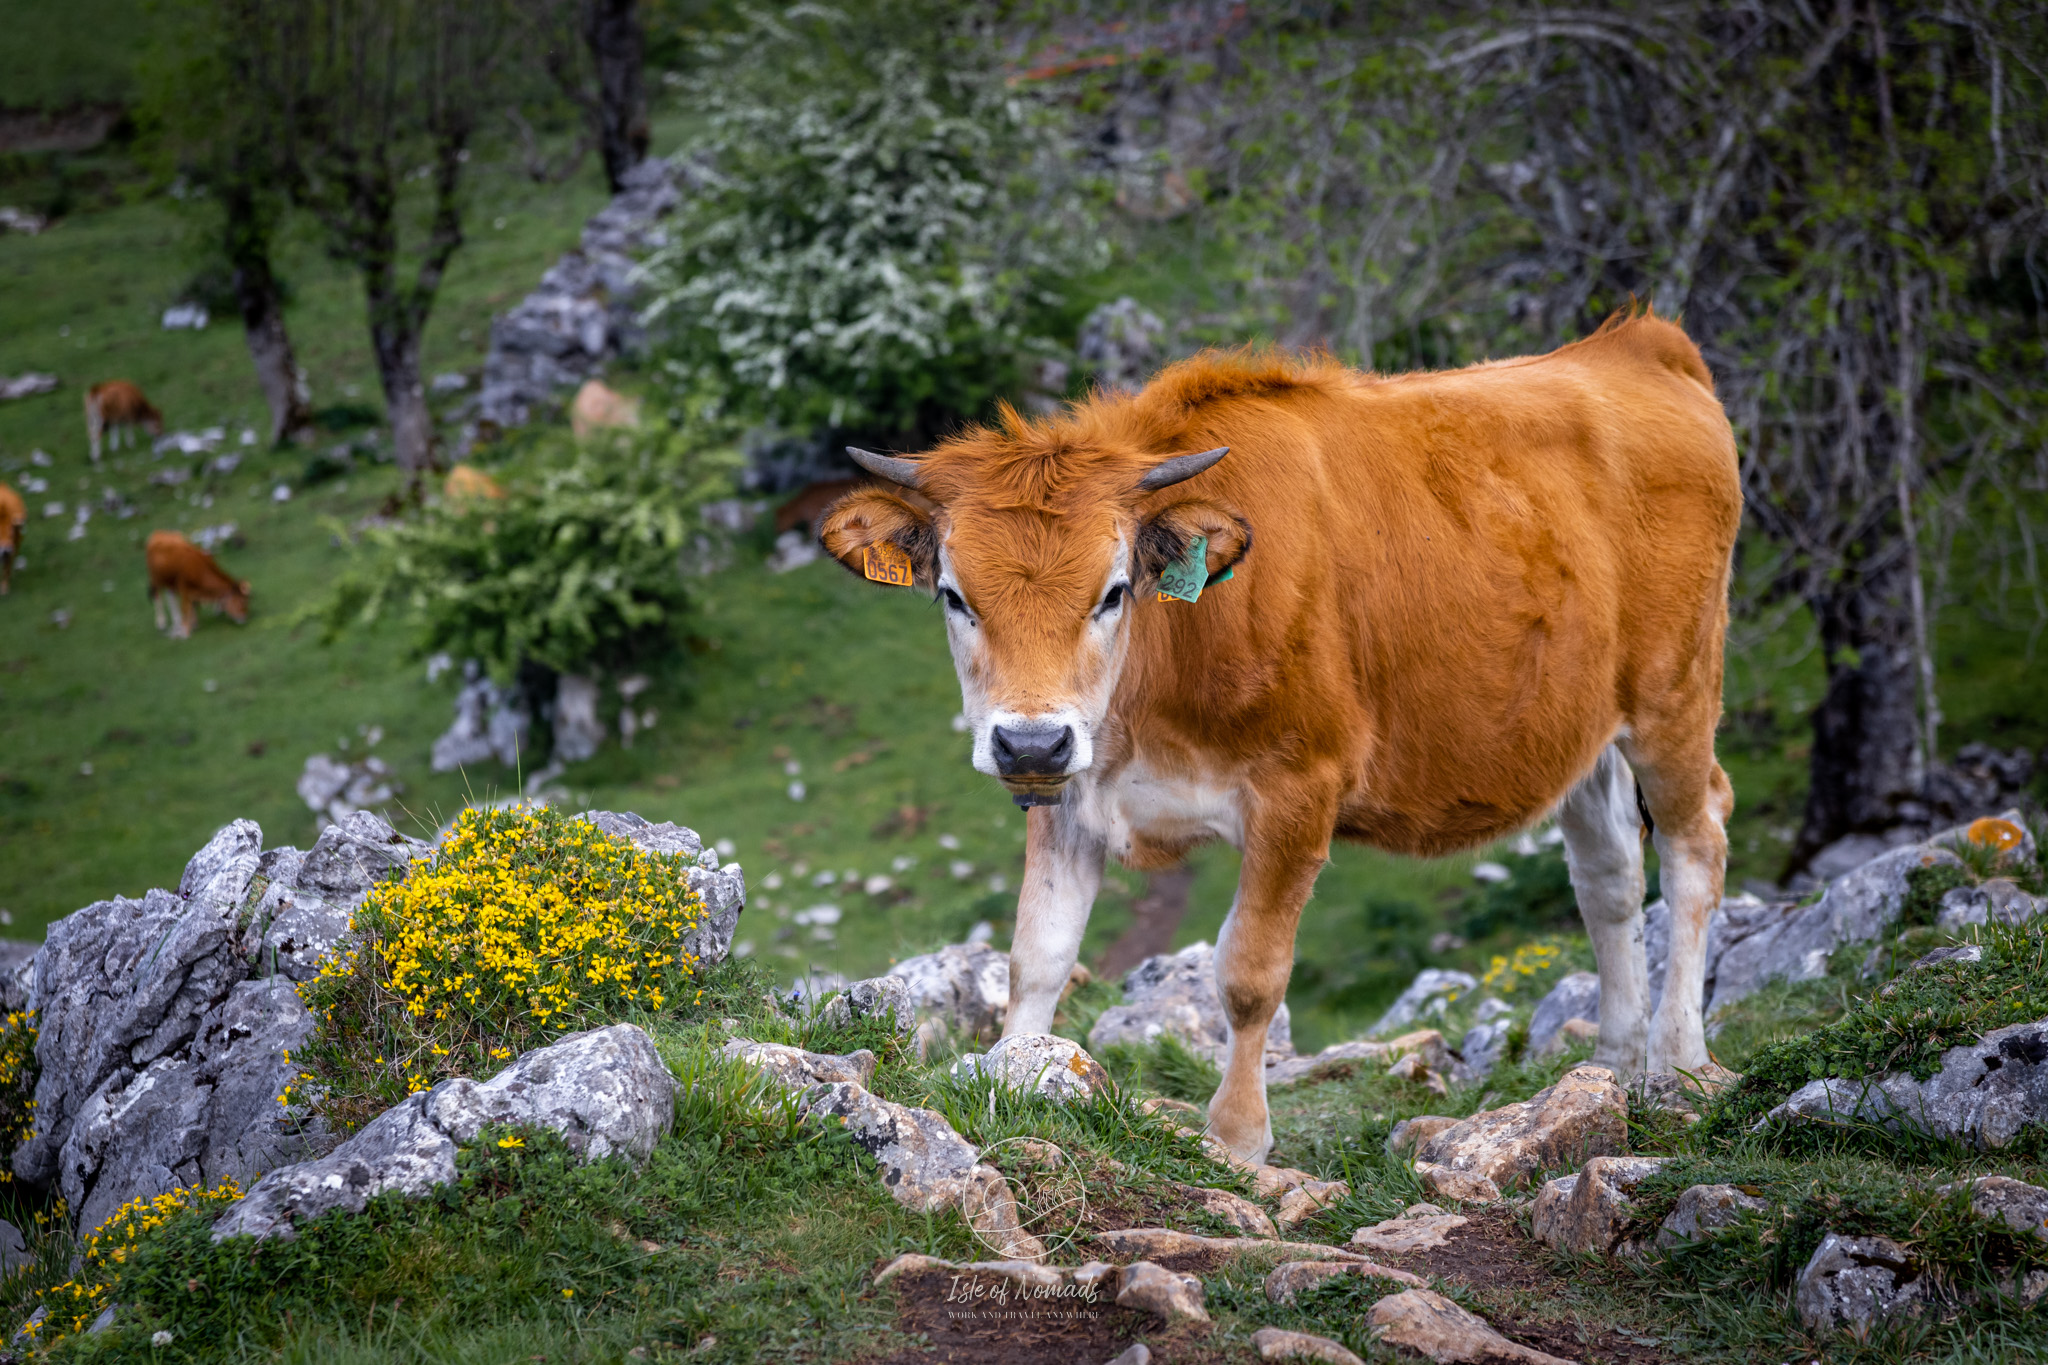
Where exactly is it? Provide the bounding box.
[643,0,1105,434]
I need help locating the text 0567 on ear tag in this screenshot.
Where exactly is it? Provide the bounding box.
[863,542,914,587]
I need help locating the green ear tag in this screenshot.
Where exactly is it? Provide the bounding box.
[1157,534,1209,603]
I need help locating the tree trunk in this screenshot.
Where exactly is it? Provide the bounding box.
[1787,551,1925,873]
[368,309,434,472]
[223,184,312,446]
[582,0,648,193]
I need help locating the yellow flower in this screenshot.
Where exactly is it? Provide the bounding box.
[498,1135,525,1149]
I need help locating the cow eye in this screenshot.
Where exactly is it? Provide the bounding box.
[942,587,969,616]
[1098,584,1128,615]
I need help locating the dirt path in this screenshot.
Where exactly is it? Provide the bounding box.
[1096,864,1196,980]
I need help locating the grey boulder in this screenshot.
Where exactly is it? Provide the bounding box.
[957,1033,1111,1104]
[1414,1065,1628,1198]
[1936,878,2040,932]
[1655,1183,1770,1249]
[1795,1232,1924,1333]
[720,1039,877,1089]
[893,942,1011,1046]
[1368,968,1477,1037]
[1940,1174,2048,1239]
[1088,941,1292,1065]
[212,1024,674,1241]
[820,974,916,1038]
[1527,972,1600,1055]
[259,811,428,981]
[1530,1155,1670,1256]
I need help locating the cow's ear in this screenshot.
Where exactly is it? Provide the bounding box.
[818,487,939,590]
[1136,500,1251,586]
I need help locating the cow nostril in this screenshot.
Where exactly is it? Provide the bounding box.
[991,723,1075,777]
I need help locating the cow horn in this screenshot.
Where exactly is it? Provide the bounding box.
[1136,446,1229,491]
[846,446,924,489]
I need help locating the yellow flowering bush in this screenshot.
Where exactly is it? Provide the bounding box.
[300,805,706,1131]
[1481,938,1566,995]
[19,1181,242,1349]
[0,1009,37,1176]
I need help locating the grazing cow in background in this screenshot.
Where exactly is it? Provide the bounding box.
[444,463,506,505]
[85,380,164,461]
[0,482,23,594]
[569,379,640,439]
[821,310,1741,1164]
[146,530,250,638]
[775,477,863,537]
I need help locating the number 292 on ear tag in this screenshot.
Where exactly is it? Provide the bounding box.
[1156,534,1209,603]
[863,541,915,587]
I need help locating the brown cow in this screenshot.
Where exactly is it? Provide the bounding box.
[820,312,1741,1163]
[147,530,250,638]
[775,477,863,537]
[86,381,164,462]
[0,483,23,595]
[444,463,507,505]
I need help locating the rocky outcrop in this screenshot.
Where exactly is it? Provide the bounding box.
[955,1034,1111,1104]
[1530,1156,1670,1256]
[719,1039,875,1089]
[1755,1016,2048,1150]
[1370,969,1478,1037]
[1367,1288,1577,1364]
[258,811,429,981]
[1941,1174,2048,1239]
[1088,941,1292,1064]
[475,156,700,431]
[819,975,916,1038]
[1412,1066,1627,1203]
[1386,1116,1460,1160]
[1794,1232,1924,1334]
[1936,878,2041,931]
[212,1025,675,1242]
[892,941,1011,1048]
[1655,1183,1770,1249]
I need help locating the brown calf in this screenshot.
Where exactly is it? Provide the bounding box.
[86,381,164,462]
[0,483,22,595]
[822,311,1742,1162]
[775,478,864,537]
[147,530,250,638]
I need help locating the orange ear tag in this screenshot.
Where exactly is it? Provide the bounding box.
[863,542,914,587]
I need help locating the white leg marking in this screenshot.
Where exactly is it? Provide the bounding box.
[1559,744,1650,1078]
[1002,803,1106,1037]
[1647,817,1722,1072]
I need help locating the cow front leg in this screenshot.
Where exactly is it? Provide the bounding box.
[1001,802,1106,1038]
[1208,799,1332,1166]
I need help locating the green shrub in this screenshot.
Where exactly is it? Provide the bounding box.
[642,0,1104,436]
[0,1010,35,1181]
[316,424,739,686]
[298,805,708,1133]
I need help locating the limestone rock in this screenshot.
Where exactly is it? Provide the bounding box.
[1795,1232,1924,1334]
[959,1034,1111,1104]
[1388,1051,1451,1094]
[1114,1260,1208,1322]
[1413,1164,1501,1204]
[1655,1184,1769,1249]
[1371,969,1478,1036]
[1350,1206,1467,1255]
[820,975,916,1038]
[1529,1156,1669,1256]
[1264,1258,1424,1302]
[1094,1227,1370,1263]
[1089,941,1292,1064]
[1251,1326,1365,1365]
[1935,878,2040,932]
[1939,1174,2048,1239]
[1367,1288,1577,1364]
[721,1039,876,1089]
[1386,1116,1460,1160]
[893,941,1011,1047]
[1251,1163,1321,1198]
[1458,1018,1514,1081]
[1275,1179,1350,1230]
[1413,1066,1627,1195]
[0,1219,24,1278]
[799,1080,1043,1260]
[212,1025,673,1242]
[1527,973,1600,1056]
[1182,1184,1277,1237]
[1756,1017,2048,1150]
[261,811,428,981]
[1267,1030,1449,1089]
[580,810,745,970]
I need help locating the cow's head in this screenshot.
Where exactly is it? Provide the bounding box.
[224,580,251,623]
[819,425,1248,807]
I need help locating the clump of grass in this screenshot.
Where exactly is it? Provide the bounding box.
[1095,1032,1223,1104]
[299,804,707,1132]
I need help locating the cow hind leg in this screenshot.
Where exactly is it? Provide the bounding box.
[1620,732,1732,1077]
[1558,744,1651,1079]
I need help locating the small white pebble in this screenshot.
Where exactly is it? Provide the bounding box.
[950,860,975,880]
[761,872,783,891]
[272,483,292,502]
[937,833,961,851]
[715,838,736,857]
[787,780,806,801]
[1471,861,1512,884]
[986,874,1008,894]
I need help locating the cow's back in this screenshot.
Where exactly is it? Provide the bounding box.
[1113,316,1738,856]
[147,531,232,593]
[0,484,22,547]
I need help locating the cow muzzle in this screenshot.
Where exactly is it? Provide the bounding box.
[990,721,1075,807]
